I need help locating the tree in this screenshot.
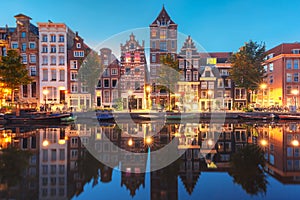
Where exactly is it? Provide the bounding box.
[157,54,180,111]
[78,51,102,108]
[229,144,268,196]
[229,41,266,108]
[0,50,32,104]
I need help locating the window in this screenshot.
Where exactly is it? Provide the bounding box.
[31,82,36,97]
[30,66,36,76]
[111,68,118,75]
[76,43,81,48]
[152,41,156,48]
[59,45,64,53]
[294,73,299,82]
[205,71,210,77]
[51,69,56,81]
[42,45,48,53]
[160,29,166,39]
[287,73,292,82]
[30,54,36,63]
[151,29,157,37]
[22,54,27,63]
[151,54,156,63]
[71,83,78,93]
[295,60,299,69]
[29,42,35,49]
[59,149,65,160]
[51,56,56,65]
[50,45,56,53]
[125,67,130,75]
[287,86,292,95]
[193,72,198,81]
[171,40,175,49]
[59,35,64,42]
[269,75,273,84]
[43,69,48,81]
[59,56,64,65]
[269,63,274,72]
[292,49,300,54]
[97,80,102,88]
[134,52,140,62]
[59,70,65,81]
[125,52,131,63]
[21,43,26,52]
[103,68,109,76]
[287,59,292,69]
[21,32,26,38]
[42,56,48,65]
[50,35,56,42]
[11,42,18,49]
[104,91,110,103]
[71,60,77,69]
[23,85,28,97]
[160,42,167,51]
[42,34,47,42]
[71,72,78,81]
[104,79,109,88]
[74,51,84,57]
[112,79,117,88]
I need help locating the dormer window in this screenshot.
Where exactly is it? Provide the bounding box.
[292,49,300,54]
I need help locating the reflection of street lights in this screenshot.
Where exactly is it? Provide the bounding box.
[42,89,49,110]
[260,83,267,107]
[128,89,133,112]
[292,89,299,110]
[145,86,151,109]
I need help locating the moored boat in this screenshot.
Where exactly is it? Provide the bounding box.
[238,113,276,120]
[4,109,71,124]
[96,109,114,120]
[277,114,300,120]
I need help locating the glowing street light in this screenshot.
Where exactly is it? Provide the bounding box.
[291,139,299,147]
[260,83,267,107]
[42,89,49,111]
[128,138,133,146]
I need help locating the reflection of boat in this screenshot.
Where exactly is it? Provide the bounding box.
[238,114,276,120]
[277,114,300,120]
[96,109,114,120]
[60,114,77,122]
[4,109,71,124]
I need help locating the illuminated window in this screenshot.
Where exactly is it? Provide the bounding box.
[125,52,131,63]
[151,29,157,37]
[160,29,166,39]
[134,52,140,62]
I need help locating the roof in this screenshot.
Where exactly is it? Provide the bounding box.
[14,14,32,20]
[266,43,300,56]
[199,52,232,63]
[150,5,176,26]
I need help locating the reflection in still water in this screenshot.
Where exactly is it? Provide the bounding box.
[0,121,300,199]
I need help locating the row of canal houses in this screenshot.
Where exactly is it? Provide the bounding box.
[2,6,300,111]
[0,7,242,111]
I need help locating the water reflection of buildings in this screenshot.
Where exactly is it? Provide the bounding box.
[1,121,300,199]
[257,123,300,184]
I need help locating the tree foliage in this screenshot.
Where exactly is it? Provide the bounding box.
[78,51,102,107]
[229,41,266,107]
[229,144,268,196]
[0,49,32,103]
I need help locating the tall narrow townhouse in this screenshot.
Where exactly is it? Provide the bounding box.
[149,6,178,107]
[67,32,91,111]
[120,33,147,110]
[10,14,39,107]
[38,22,75,110]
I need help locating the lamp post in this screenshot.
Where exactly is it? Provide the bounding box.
[145,85,151,110]
[292,89,299,111]
[260,83,267,108]
[42,89,49,111]
[128,89,133,112]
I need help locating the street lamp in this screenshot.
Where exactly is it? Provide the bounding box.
[292,89,299,111]
[260,83,267,107]
[128,89,133,112]
[42,89,49,111]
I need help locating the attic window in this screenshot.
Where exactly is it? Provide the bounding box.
[76,43,81,48]
[266,53,274,60]
[292,49,300,54]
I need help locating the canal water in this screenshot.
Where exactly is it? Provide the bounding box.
[1,120,300,200]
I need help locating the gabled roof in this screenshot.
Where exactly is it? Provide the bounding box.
[150,5,176,26]
[14,13,32,20]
